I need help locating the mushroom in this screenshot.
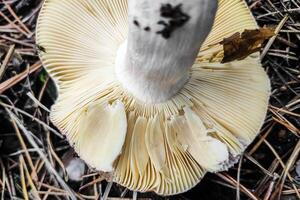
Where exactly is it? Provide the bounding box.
[36,0,270,195]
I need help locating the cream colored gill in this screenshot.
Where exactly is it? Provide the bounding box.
[36,0,270,195]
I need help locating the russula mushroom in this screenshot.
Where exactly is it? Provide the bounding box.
[36,0,270,195]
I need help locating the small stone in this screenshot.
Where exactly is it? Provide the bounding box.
[65,158,86,182]
[61,150,86,182]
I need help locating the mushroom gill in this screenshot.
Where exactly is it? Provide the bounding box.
[36,0,270,195]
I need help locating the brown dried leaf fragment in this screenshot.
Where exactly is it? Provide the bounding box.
[220,27,275,63]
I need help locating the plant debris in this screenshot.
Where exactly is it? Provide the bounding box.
[221,27,275,63]
[0,0,299,200]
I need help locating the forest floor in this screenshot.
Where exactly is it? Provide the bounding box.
[0,0,300,200]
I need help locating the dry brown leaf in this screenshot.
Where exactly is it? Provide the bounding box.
[220,27,275,63]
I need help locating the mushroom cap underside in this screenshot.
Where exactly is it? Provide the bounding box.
[36,0,270,195]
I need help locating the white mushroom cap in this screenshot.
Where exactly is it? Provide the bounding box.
[36,0,270,195]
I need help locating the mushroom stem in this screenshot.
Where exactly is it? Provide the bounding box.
[115,0,217,103]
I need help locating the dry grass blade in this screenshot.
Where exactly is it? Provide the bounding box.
[10,115,38,181]
[0,45,15,80]
[217,173,259,200]
[0,61,42,94]
[278,140,300,199]
[2,1,32,36]
[3,107,77,200]
[19,156,31,200]
[261,15,289,60]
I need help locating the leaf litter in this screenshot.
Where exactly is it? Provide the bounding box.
[0,0,300,200]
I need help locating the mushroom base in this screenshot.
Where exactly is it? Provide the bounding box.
[115,41,190,104]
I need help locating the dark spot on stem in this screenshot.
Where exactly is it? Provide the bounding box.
[157,3,190,39]
[144,26,151,31]
[133,20,140,27]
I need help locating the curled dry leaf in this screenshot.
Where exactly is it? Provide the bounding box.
[220,27,275,63]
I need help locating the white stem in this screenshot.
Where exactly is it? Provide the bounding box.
[116,0,218,103]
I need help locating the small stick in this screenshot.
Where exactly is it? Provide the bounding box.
[0,45,15,80]
[4,108,77,200]
[0,35,36,48]
[236,155,243,200]
[261,15,289,60]
[0,11,30,38]
[102,182,113,200]
[21,155,42,200]
[19,156,29,200]
[0,61,42,94]
[3,1,33,36]
[10,117,38,181]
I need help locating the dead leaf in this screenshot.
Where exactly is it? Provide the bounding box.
[220,27,275,63]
